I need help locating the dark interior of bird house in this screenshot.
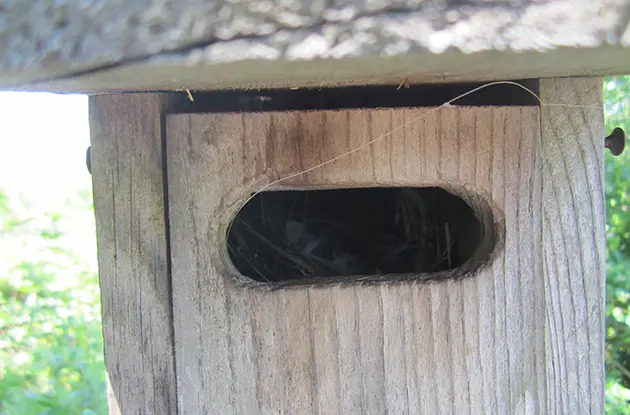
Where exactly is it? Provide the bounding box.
[227,187,489,284]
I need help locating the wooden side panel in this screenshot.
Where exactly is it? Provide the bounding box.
[89,94,177,414]
[166,106,560,414]
[539,78,605,414]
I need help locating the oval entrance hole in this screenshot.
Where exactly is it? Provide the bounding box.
[227,187,494,284]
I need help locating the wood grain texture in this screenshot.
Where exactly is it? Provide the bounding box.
[4,0,630,95]
[89,94,177,414]
[165,105,572,414]
[539,78,606,414]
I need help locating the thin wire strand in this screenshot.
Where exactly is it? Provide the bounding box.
[227,80,603,231]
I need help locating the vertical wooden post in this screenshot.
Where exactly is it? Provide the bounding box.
[539,77,605,413]
[89,94,177,414]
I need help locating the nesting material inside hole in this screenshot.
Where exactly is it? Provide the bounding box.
[227,187,494,283]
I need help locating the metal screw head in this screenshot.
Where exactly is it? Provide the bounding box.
[605,127,625,156]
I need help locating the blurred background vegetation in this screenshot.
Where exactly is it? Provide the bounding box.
[0,189,105,414]
[604,75,630,414]
[0,78,629,413]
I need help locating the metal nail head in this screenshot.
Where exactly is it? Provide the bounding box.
[605,127,625,156]
[86,146,92,174]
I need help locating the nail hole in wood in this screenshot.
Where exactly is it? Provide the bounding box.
[226,187,498,285]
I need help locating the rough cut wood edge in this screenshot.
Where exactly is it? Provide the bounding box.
[539,77,606,414]
[89,94,177,414]
[166,106,552,413]
[12,47,630,93]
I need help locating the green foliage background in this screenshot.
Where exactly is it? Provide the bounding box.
[0,78,629,413]
[0,190,106,414]
[604,76,630,414]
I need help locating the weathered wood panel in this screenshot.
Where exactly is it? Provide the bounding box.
[164,104,580,414]
[539,78,606,414]
[89,94,177,414]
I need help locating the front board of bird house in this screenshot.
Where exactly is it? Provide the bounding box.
[163,83,603,415]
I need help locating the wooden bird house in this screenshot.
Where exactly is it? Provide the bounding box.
[3,0,627,413]
[85,78,606,414]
